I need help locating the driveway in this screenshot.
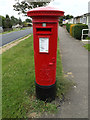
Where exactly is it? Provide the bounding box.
[0,27,33,47]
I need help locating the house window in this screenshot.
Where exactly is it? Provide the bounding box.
[88,16,90,23]
[80,18,83,23]
[74,19,76,24]
[83,17,87,24]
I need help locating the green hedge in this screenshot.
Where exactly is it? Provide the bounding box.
[66,24,72,33]
[72,24,88,40]
[60,24,64,27]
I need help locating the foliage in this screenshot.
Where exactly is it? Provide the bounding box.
[0,15,5,27]
[18,18,22,25]
[0,16,2,26]
[72,24,88,40]
[60,24,64,27]
[25,18,32,23]
[84,44,90,51]
[22,21,28,27]
[0,15,12,28]
[2,35,73,118]
[13,0,52,16]
[66,23,72,33]
[59,16,65,25]
[4,15,12,28]
[66,23,89,40]
[65,15,73,20]
[70,24,76,36]
[59,15,73,25]
[0,15,23,29]
[11,16,19,26]
[86,37,90,40]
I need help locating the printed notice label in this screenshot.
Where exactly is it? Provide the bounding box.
[39,37,49,53]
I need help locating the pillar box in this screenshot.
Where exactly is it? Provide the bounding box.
[27,6,64,101]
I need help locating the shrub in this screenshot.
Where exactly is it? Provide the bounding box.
[72,24,88,40]
[66,23,72,33]
[86,37,90,40]
[60,24,64,27]
[70,24,76,36]
[72,26,75,37]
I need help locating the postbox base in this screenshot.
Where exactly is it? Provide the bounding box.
[36,83,56,102]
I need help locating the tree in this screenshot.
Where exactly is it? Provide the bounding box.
[13,0,53,16]
[25,18,32,23]
[18,17,22,25]
[0,15,23,29]
[11,16,22,26]
[0,16,5,27]
[11,16,19,25]
[4,15,12,28]
[65,15,73,20]
[22,21,28,27]
[59,14,74,25]
[0,16,1,26]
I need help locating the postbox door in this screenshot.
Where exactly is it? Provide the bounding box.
[33,22,58,86]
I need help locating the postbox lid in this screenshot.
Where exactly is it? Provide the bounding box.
[27,6,64,17]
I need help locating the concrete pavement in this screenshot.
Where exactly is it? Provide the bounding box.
[57,27,88,118]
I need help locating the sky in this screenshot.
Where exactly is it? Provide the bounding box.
[0,0,90,21]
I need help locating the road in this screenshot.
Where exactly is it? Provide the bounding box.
[0,28,33,47]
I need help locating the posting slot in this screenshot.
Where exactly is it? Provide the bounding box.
[36,27,52,34]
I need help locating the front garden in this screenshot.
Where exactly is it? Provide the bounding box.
[66,23,88,40]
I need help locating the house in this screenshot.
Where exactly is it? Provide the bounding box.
[68,18,74,24]
[67,13,90,29]
[62,1,90,29]
[88,1,90,29]
[84,13,90,29]
[73,16,80,24]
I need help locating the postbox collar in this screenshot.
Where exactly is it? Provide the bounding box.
[27,6,64,18]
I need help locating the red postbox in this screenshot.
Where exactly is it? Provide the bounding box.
[27,6,64,101]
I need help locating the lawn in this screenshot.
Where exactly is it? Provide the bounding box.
[84,44,90,51]
[2,35,73,118]
[86,37,90,40]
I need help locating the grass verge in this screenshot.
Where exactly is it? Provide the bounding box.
[86,37,90,40]
[84,44,90,51]
[2,36,73,118]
